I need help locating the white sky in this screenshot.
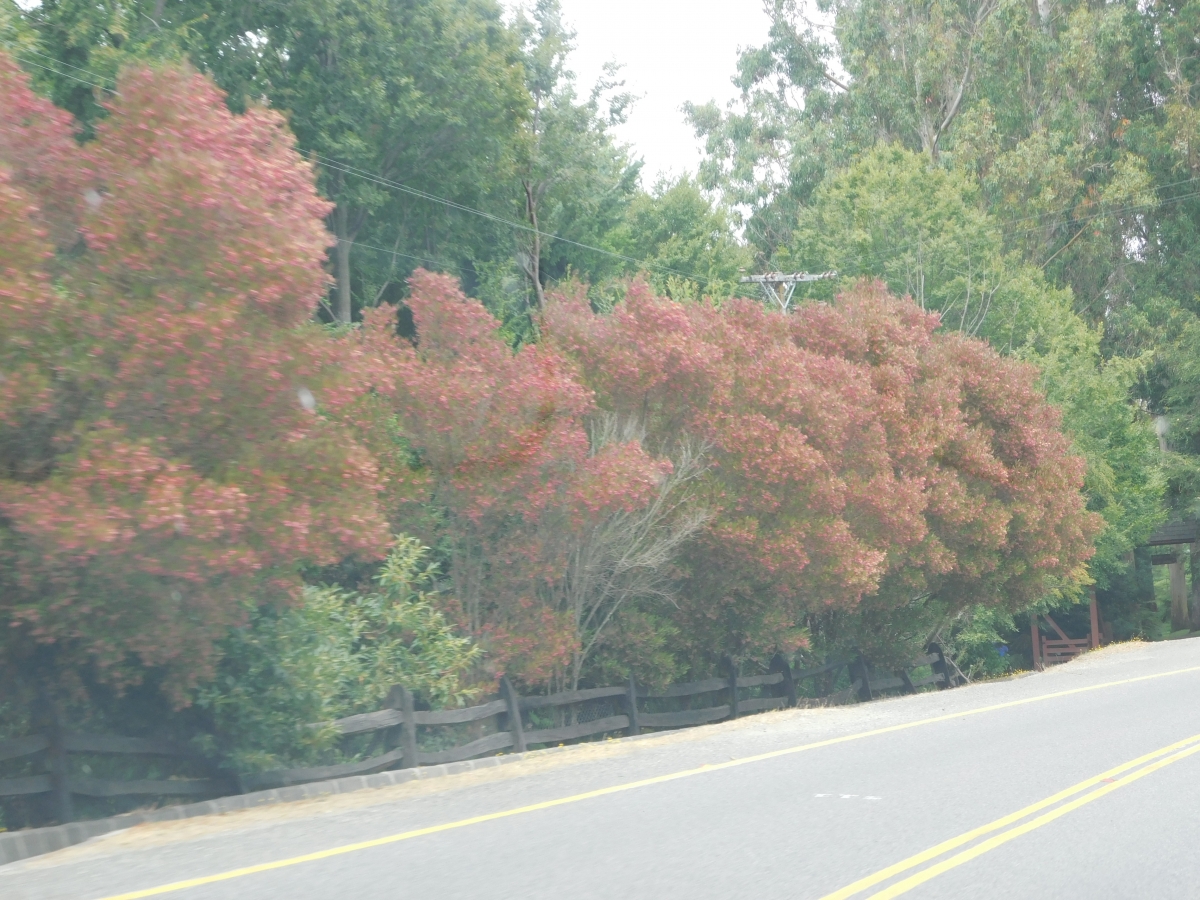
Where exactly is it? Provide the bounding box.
[554,0,772,185]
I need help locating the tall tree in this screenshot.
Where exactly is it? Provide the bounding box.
[12,0,532,323]
[790,144,1165,599]
[0,56,389,699]
[188,0,529,323]
[504,0,640,314]
[685,0,1163,301]
[345,270,702,688]
[686,0,1183,620]
[613,176,754,302]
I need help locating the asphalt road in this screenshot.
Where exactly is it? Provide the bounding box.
[7,639,1200,900]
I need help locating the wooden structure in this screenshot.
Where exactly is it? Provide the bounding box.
[240,650,955,790]
[0,733,231,824]
[1145,518,1199,631]
[1,648,957,820]
[1031,593,1101,670]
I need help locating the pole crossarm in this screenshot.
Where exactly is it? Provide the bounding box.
[738,271,838,285]
[738,271,838,312]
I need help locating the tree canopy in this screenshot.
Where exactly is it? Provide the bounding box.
[0,56,390,699]
[3,0,1198,821]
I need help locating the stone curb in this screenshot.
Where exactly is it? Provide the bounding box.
[0,736,663,868]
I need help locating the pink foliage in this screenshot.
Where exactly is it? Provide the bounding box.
[544,279,1099,658]
[349,271,668,682]
[0,57,389,697]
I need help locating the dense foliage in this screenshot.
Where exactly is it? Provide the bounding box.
[2,0,1197,819]
[194,537,479,772]
[0,56,388,702]
[685,0,1199,631]
[546,279,1099,666]
[345,270,700,689]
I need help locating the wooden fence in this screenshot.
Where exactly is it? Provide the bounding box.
[0,732,232,824]
[1,647,957,817]
[242,647,958,790]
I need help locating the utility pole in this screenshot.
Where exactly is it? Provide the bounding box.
[739,271,837,313]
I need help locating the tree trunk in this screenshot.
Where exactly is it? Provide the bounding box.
[334,204,353,323]
[1036,0,1054,32]
[523,181,545,310]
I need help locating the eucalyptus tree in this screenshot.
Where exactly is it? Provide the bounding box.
[508,0,640,312]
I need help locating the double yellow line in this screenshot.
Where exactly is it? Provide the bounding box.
[821,732,1200,899]
[96,662,1200,900]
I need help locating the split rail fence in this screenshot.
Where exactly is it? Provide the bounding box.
[0,732,231,824]
[248,647,960,790]
[1,647,958,820]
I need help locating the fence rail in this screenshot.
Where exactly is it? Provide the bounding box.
[1,646,957,818]
[0,731,231,816]
[245,646,957,789]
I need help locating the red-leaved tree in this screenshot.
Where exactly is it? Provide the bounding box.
[544,280,1100,665]
[0,56,389,699]
[347,271,699,687]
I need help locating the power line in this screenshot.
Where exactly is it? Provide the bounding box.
[339,236,468,276]
[313,154,717,286]
[12,52,712,286]
[19,48,117,86]
[14,55,111,92]
[14,51,1200,291]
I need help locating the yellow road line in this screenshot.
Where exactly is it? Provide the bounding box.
[97,662,1200,900]
[862,739,1200,899]
[819,731,1200,900]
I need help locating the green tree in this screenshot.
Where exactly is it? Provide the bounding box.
[789,145,1165,598]
[188,0,529,323]
[478,0,639,331]
[789,145,1072,350]
[11,0,532,323]
[685,0,1167,316]
[614,176,754,301]
[10,0,181,130]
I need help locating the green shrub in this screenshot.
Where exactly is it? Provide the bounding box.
[192,537,479,773]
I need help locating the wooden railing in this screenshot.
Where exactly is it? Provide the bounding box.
[0,732,232,821]
[2,647,957,814]
[244,648,957,790]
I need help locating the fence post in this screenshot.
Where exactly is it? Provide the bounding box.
[38,686,72,824]
[927,642,950,689]
[769,652,797,707]
[854,653,873,702]
[500,675,526,753]
[1031,616,1043,671]
[625,675,641,736]
[395,686,419,769]
[724,656,740,720]
[819,658,841,698]
[1089,589,1101,649]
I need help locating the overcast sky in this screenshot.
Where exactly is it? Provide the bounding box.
[553,0,771,185]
